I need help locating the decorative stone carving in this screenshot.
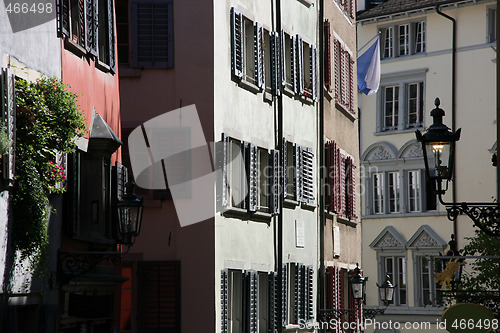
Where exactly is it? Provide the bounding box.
[411,233,439,248]
[377,233,403,248]
[370,147,392,160]
[405,143,423,158]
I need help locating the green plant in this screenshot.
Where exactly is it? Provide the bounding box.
[12,76,86,266]
[0,122,9,155]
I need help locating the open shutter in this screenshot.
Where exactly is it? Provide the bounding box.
[280,30,286,87]
[1,69,15,182]
[282,137,288,199]
[56,0,70,37]
[221,269,229,333]
[291,35,297,94]
[325,141,335,211]
[294,144,302,202]
[340,155,346,217]
[294,263,303,322]
[270,149,280,215]
[306,266,314,322]
[245,270,258,333]
[349,56,355,112]
[324,20,332,91]
[335,144,342,214]
[270,32,281,96]
[108,0,116,73]
[218,133,230,208]
[246,143,258,212]
[302,147,314,204]
[311,45,318,102]
[85,0,98,56]
[231,8,244,78]
[281,264,288,326]
[296,35,304,95]
[334,38,341,103]
[255,23,265,89]
[268,272,279,333]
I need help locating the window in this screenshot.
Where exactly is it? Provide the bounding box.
[372,172,384,214]
[334,0,355,19]
[220,134,280,215]
[283,263,314,325]
[416,256,435,306]
[116,0,129,65]
[388,171,400,213]
[333,38,355,113]
[324,20,332,91]
[488,7,497,43]
[382,256,407,305]
[132,0,173,68]
[378,71,426,132]
[282,138,315,205]
[57,0,116,72]
[380,20,426,59]
[407,170,421,212]
[325,140,357,220]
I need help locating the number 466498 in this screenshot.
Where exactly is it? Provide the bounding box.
[6,2,53,14]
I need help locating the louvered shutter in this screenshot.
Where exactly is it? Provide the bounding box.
[56,0,70,37]
[311,45,318,102]
[112,162,128,242]
[281,264,288,326]
[85,0,98,57]
[255,23,265,89]
[325,142,335,211]
[291,35,297,94]
[1,69,15,182]
[340,155,346,217]
[335,145,342,214]
[245,270,258,333]
[270,32,281,96]
[325,267,334,310]
[221,269,229,333]
[296,35,304,95]
[280,30,286,87]
[302,147,314,204]
[78,0,85,45]
[345,157,353,220]
[339,268,345,324]
[231,8,244,78]
[294,263,303,322]
[324,20,332,91]
[282,137,288,199]
[218,134,230,208]
[270,149,280,215]
[349,57,355,112]
[108,0,116,73]
[246,143,258,212]
[334,39,341,103]
[294,144,302,202]
[268,272,279,333]
[306,266,314,322]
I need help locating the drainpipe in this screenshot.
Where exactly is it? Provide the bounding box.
[318,0,325,316]
[436,6,458,241]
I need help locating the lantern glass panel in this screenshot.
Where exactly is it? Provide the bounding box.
[352,282,364,300]
[425,141,451,179]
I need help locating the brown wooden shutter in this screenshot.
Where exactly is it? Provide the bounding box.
[324,20,332,92]
[138,261,181,333]
[349,56,355,113]
[334,39,341,103]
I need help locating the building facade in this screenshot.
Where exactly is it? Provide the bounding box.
[357,0,496,330]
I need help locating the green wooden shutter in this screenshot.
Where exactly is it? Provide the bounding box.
[245,270,258,333]
[280,29,286,87]
[281,263,288,326]
[231,8,244,78]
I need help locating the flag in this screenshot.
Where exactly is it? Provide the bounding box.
[357,37,381,95]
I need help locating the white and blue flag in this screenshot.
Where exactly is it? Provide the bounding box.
[357,37,381,95]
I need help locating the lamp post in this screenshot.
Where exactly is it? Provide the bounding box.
[416,98,500,237]
[117,182,144,246]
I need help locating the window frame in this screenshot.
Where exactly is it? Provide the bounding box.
[414,255,437,307]
[379,19,426,60]
[488,6,497,43]
[380,254,407,306]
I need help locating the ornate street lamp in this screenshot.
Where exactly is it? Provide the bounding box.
[376,274,396,306]
[350,263,366,301]
[117,182,144,245]
[416,98,500,237]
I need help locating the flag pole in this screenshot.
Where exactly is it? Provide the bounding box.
[357,31,381,54]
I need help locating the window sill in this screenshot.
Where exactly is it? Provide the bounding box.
[221,206,272,222]
[301,201,316,211]
[95,60,111,74]
[263,90,273,104]
[283,85,295,98]
[284,197,300,208]
[323,86,334,101]
[335,102,356,122]
[375,126,424,136]
[64,38,87,58]
[299,94,314,105]
[297,0,313,7]
[238,78,262,94]
[336,215,357,227]
[362,210,447,219]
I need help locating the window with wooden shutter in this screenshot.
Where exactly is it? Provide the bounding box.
[291,35,297,94]
[138,261,180,333]
[324,20,332,91]
[112,162,128,242]
[296,35,304,95]
[254,23,265,89]
[311,45,318,102]
[268,272,279,333]
[245,142,258,212]
[85,0,98,57]
[132,0,173,68]
[281,264,288,326]
[57,0,70,37]
[280,30,286,88]
[244,270,258,333]
[334,38,341,103]
[294,263,302,323]
[305,265,314,322]
[1,69,15,182]
[270,149,280,215]
[231,8,244,78]
[349,57,355,112]
[270,31,281,96]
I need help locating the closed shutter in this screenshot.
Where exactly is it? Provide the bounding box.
[254,23,265,89]
[339,268,346,326]
[56,0,70,37]
[218,134,230,208]
[1,69,15,182]
[325,141,335,211]
[341,51,348,107]
[245,270,258,333]
[270,149,280,215]
[291,35,297,94]
[268,272,279,333]
[282,137,288,199]
[349,56,355,112]
[281,264,288,326]
[280,30,286,87]
[108,0,116,73]
[302,147,314,204]
[85,0,98,57]
[78,0,85,46]
[221,269,229,333]
[296,35,304,95]
[231,8,244,78]
[138,261,181,333]
[324,20,332,91]
[340,155,346,217]
[325,266,334,310]
[306,265,314,322]
[311,45,318,102]
[334,38,341,103]
[294,263,302,323]
[335,144,342,215]
[294,144,302,202]
[270,31,281,96]
[247,142,258,212]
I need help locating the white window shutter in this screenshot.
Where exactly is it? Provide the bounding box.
[221,269,229,333]
[311,46,318,102]
[270,32,281,96]
[281,264,288,326]
[218,133,229,208]
[247,142,258,212]
[270,149,280,215]
[306,265,314,322]
[254,23,265,89]
[230,8,244,78]
[294,144,302,202]
[302,147,314,204]
[296,35,304,95]
[282,137,288,199]
[291,35,297,94]
[246,270,258,333]
[280,29,286,87]
[1,69,15,182]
